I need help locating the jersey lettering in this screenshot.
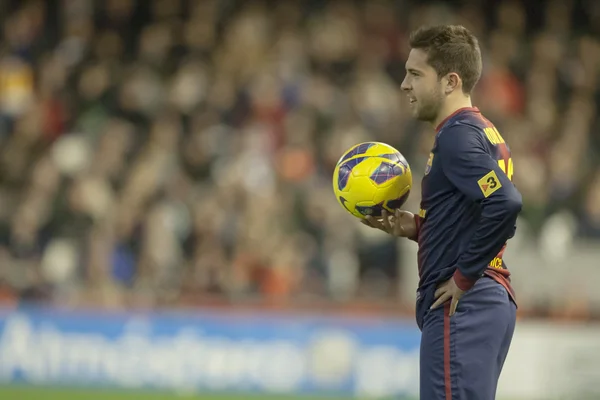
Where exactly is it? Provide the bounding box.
[497,158,514,181]
[484,127,505,145]
[485,126,513,274]
[486,126,514,181]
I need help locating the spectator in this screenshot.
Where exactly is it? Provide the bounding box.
[0,0,598,318]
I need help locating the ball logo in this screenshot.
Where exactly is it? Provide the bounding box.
[339,196,352,213]
[424,153,434,175]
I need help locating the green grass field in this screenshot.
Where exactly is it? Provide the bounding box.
[0,386,401,400]
[0,386,532,400]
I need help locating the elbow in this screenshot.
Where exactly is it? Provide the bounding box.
[485,192,522,220]
[504,193,522,218]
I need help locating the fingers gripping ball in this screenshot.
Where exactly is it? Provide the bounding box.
[333,142,412,219]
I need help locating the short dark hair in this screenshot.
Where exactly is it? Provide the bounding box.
[409,25,482,95]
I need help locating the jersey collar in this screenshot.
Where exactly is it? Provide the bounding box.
[435,107,480,133]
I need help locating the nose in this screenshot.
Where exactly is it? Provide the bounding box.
[401,75,410,92]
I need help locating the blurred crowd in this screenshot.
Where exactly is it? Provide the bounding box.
[0,0,599,312]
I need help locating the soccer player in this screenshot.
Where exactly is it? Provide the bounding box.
[362,25,522,399]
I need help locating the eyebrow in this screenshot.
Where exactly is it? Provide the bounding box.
[406,68,421,74]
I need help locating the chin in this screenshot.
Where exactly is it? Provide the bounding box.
[415,110,430,121]
[414,106,438,123]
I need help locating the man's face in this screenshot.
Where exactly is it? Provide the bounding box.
[401,49,444,123]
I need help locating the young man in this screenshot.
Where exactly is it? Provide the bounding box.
[363,25,522,399]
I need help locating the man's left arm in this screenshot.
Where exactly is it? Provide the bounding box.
[438,123,522,291]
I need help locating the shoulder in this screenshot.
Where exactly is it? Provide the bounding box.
[437,120,486,154]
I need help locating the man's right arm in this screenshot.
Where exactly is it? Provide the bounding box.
[363,210,417,239]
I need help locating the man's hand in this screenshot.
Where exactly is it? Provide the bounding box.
[430,278,465,316]
[361,209,416,238]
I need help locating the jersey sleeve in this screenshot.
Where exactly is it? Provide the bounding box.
[438,123,522,291]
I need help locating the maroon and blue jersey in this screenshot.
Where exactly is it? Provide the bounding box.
[413,107,522,303]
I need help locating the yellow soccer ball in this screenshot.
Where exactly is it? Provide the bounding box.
[333,142,412,219]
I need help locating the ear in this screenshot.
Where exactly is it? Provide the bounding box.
[444,73,461,94]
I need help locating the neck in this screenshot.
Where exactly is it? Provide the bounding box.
[432,95,473,130]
